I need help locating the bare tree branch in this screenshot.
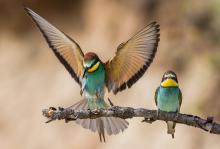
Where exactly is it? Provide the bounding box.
[42,106,220,135]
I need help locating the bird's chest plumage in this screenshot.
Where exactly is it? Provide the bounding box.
[157,87,180,112]
[82,66,105,99]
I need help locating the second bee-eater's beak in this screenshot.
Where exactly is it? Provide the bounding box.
[83,67,88,78]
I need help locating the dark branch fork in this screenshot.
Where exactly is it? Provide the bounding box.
[42,105,220,135]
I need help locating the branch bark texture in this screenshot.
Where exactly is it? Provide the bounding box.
[42,106,220,135]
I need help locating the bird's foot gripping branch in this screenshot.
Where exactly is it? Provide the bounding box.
[42,106,220,135]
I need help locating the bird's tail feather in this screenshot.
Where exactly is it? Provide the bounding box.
[69,99,129,142]
[167,121,175,139]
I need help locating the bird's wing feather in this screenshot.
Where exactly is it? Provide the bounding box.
[105,22,160,94]
[154,86,160,106]
[25,7,84,86]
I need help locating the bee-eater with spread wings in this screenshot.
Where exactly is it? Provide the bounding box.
[25,7,160,142]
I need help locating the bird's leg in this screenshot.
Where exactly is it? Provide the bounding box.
[90,99,101,115]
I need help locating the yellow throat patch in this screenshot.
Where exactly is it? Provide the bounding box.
[161,79,178,87]
[87,61,100,73]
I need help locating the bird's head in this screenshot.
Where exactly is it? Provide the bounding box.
[161,70,178,87]
[82,52,101,77]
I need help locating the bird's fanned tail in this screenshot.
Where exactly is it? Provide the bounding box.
[69,99,129,142]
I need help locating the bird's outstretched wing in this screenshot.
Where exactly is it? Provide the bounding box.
[25,7,84,86]
[105,22,160,94]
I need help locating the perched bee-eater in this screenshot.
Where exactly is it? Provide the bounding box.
[155,71,182,138]
[25,7,160,142]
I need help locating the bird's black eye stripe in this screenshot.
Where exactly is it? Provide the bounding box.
[90,59,99,68]
[174,77,178,83]
[161,76,178,83]
[169,77,178,83]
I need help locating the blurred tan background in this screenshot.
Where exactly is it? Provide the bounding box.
[0,0,220,149]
